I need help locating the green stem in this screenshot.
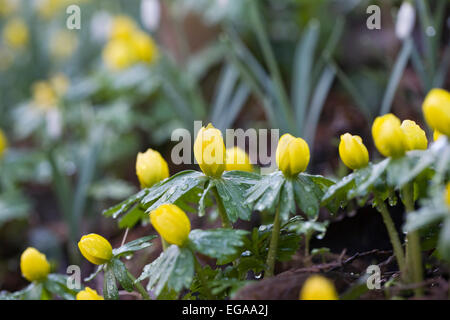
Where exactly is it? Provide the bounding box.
[304,231,312,267]
[402,184,423,296]
[161,238,169,251]
[212,187,231,228]
[265,206,281,277]
[375,198,407,281]
[193,255,215,300]
[127,270,150,300]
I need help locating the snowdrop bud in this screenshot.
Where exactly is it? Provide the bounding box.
[140,0,161,31]
[396,2,416,40]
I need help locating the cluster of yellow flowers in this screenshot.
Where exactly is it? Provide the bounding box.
[339,88,450,170]
[102,16,159,71]
[31,74,69,110]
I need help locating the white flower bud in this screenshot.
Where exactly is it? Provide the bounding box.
[396,2,416,40]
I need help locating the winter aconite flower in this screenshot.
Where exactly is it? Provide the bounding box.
[136,148,169,188]
[102,15,158,70]
[225,147,253,172]
[400,120,428,151]
[276,133,310,177]
[338,133,369,170]
[0,129,7,158]
[76,287,104,300]
[32,81,58,110]
[20,247,51,282]
[150,204,191,246]
[2,17,29,49]
[78,234,113,265]
[372,113,407,158]
[422,88,450,137]
[299,275,338,300]
[194,123,226,178]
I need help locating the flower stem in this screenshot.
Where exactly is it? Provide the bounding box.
[401,184,423,296]
[265,205,281,277]
[212,186,231,228]
[127,270,150,300]
[375,197,407,281]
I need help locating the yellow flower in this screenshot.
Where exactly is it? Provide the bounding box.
[150,204,191,246]
[0,129,7,158]
[3,17,29,49]
[194,123,226,178]
[299,275,338,300]
[50,30,78,60]
[372,113,407,158]
[50,73,70,97]
[400,120,428,151]
[110,16,137,40]
[276,133,310,177]
[130,31,158,64]
[422,88,450,137]
[20,247,51,282]
[338,133,369,170]
[136,148,169,188]
[445,183,450,209]
[76,287,104,300]
[102,38,136,71]
[78,234,113,265]
[0,0,19,17]
[32,81,58,110]
[225,147,253,172]
[35,0,63,19]
[434,130,443,142]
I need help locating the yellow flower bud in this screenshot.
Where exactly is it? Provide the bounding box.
[299,275,338,300]
[50,73,70,97]
[276,134,310,177]
[20,247,51,282]
[50,30,78,60]
[225,147,253,172]
[32,81,58,110]
[3,17,29,49]
[433,130,443,142]
[400,120,428,151]
[76,287,104,300]
[150,204,191,246]
[78,234,113,265]
[372,113,407,158]
[422,88,450,137]
[0,129,8,158]
[338,133,369,170]
[136,148,169,188]
[131,31,158,64]
[194,123,226,178]
[102,38,136,71]
[110,16,137,40]
[445,183,450,209]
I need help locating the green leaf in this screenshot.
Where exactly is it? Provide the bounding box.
[102,188,149,219]
[355,159,390,196]
[103,264,119,300]
[198,180,213,217]
[213,177,252,222]
[112,235,156,258]
[141,170,207,212]
[118,205,146,229]
[44,274,78,300]
[279,179,295,222]
[84,265,104,282]
[438,217,450,261]
[188,229,249,264]
[110,258,134,292]
[137,245,194,297]
[295,174,325,218]
[245,171,285,214]
[287,219,328,239]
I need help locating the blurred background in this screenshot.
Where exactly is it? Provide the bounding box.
[0,0,448,293]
